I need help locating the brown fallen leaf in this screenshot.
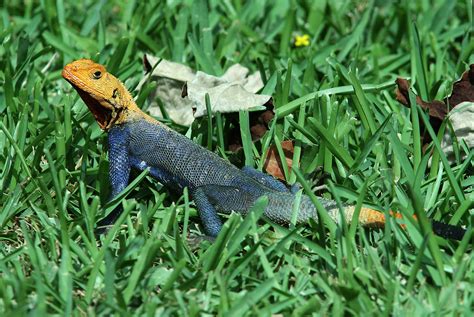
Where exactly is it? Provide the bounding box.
[395,64,474,146]
[227,106,274,151]
[395,78,445,146]
[395,78,448,120]
[447,64,474,107]
[250,123,267,140]
[263,140,294,180]
[395,64,474,120]
[251,109,274,141]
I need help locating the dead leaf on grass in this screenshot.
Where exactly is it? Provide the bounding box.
[263,140,294,180]
[395,78,448,120]
[395,64,474,148]
[395,64,474,121]
[137,54,271,126]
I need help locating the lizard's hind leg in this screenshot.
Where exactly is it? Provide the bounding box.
[289,183,302,194]
[191,187,223,237]
[241,166,289,192]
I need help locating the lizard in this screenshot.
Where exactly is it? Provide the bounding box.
[62,59,466,240]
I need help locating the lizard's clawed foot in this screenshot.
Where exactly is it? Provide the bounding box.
[94,210,122,236]
[187,233,215,249]
[94,224,112,236]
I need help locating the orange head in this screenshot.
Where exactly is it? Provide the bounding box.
[62,59,134,130]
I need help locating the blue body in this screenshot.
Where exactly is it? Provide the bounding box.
[99,119,327,237]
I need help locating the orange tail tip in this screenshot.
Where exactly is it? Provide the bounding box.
[358,207,387,228]
[344,206,466,240]
[345,206,405,228]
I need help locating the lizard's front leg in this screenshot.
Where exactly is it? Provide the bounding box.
[191,187,223,237]
[96,126,131,233]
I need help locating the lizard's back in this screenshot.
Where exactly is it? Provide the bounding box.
[125,119,322,223]
[127,119,259,189]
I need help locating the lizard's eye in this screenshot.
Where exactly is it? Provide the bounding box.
[93,70,102,79]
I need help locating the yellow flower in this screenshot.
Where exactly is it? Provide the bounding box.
[294,34,310,47]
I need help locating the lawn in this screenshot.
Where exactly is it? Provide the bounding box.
[0,0,473,315]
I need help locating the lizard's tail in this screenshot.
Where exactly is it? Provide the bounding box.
[266,193,465,240]
[342,206,466,241]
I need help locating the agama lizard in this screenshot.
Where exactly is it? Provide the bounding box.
[62,59,466,240]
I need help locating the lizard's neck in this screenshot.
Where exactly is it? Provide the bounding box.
[113,95,159,128]
[104,80,159,128]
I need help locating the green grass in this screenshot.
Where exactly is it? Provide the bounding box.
[1,0,473,315]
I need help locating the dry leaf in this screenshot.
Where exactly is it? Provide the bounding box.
[395,64,474,147]
[447,64,474,107]
[227,108,274,152]
[138,55,195,125]
[395,64,474,120]
[441,102,474,163]
[263,140,294,180]
[186,71,270,118]
[395,78,448,120]
[137,54,270,125]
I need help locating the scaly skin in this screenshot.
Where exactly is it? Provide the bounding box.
[62,59,465,240]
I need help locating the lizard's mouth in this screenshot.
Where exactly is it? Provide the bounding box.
[75,88,113,129]
[62,68,116,130]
